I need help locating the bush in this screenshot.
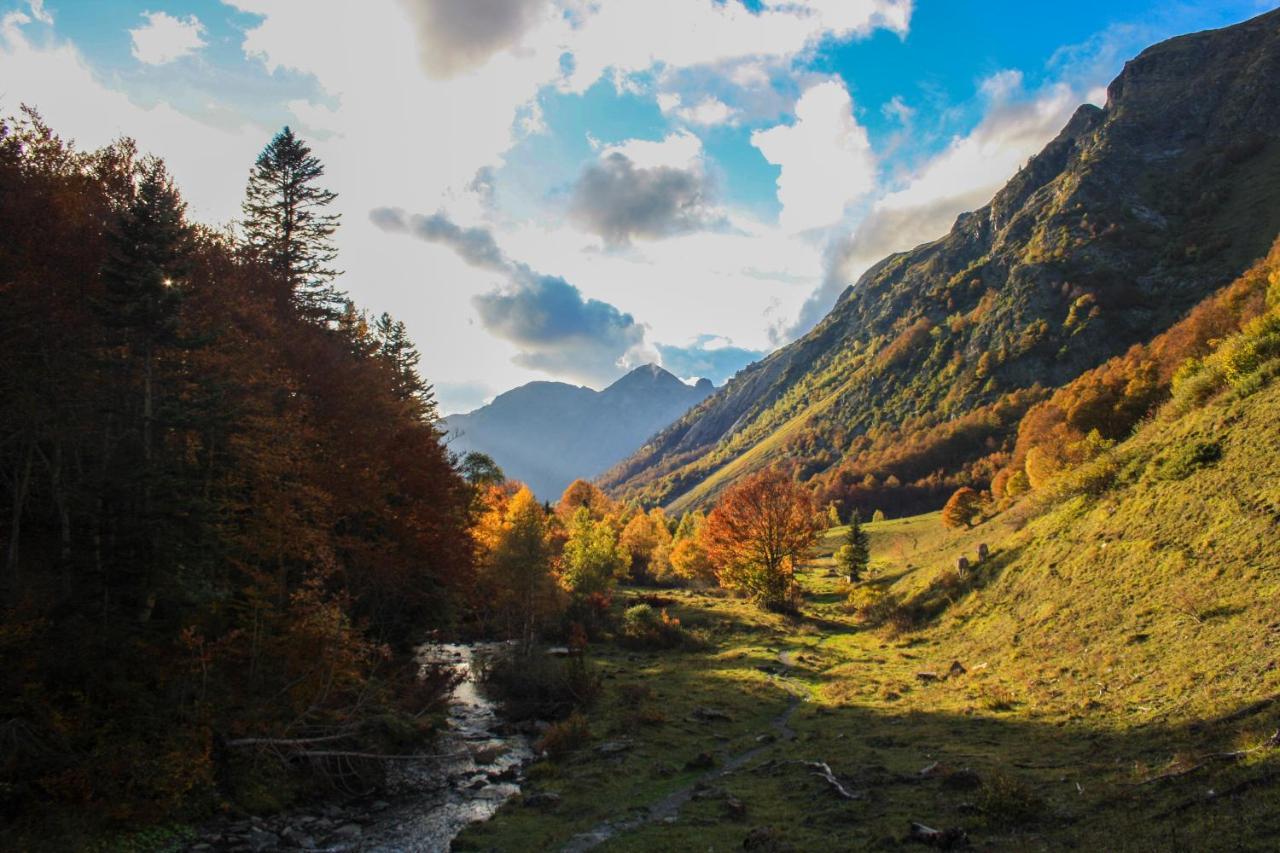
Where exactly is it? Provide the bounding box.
[845,587,920,634]
[1150,439,1222,481]
[976,770,1046,827]
[482,649,601,721]
[535,711,590,760]
[619,604,689,650]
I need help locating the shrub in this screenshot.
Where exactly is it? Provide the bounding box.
[976,770,1046,827]
[482,649,601,721]
[1150,439,1222,481]
[535,712,590,760]
[619,604,688,650]
[846,587,918,633]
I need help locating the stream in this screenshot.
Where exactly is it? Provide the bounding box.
[188,642,535,852]
[361,642,536,851]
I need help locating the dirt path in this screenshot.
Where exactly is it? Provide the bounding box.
[560,650,806,852]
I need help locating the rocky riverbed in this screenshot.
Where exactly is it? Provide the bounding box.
[189,643,535,852]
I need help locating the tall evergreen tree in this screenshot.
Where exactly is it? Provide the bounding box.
[241,127,343,322]
[375,311,437,420]
[99,156,193,619]
[836,510,870,582]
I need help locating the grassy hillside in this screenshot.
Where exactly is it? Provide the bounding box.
[601,9,1280,517]
[458,354,1280,850]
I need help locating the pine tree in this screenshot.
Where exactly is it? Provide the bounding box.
[98,156,193,619]
[836,510,870,582]
[375,312,437,420]
[241,127,343,322]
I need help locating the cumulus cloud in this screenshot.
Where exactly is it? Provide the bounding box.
[370,207,508,270]
[568,149,721,248]
[375,209,651,385]
[752,79,877,233]
[775,70,1082,342]
[474,268,649,385]
[561,0,913,93]
[657,93,738,127]
[129,11,206,65]
[398,0,551,78]
[656,335,763,384]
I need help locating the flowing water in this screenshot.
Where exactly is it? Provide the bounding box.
[359,642,536,852]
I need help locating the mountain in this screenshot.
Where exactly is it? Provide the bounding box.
[602,8,1280,514]
[442,364,715,499]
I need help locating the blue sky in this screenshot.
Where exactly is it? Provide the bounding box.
[2,0,1273,412]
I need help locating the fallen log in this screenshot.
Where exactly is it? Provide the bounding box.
[806,761,861,800]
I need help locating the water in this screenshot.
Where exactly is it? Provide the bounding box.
[361,642,536,852]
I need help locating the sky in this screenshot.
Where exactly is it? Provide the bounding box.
[2,0,1274,413]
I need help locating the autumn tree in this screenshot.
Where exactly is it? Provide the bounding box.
[619,507,671,582]
[703,469,819,610]
[560,507,626,595]
[835,510,870,582]
[557,478,613,519]
[941,486,983,529]
[241,126,343,322]
[479,486,559,651]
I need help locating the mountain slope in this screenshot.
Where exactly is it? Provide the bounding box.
[602,8,1280,514]
[443,365,714,499]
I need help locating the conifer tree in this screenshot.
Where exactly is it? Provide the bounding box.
[241,127,343,322]
[375,311,437,420]
[99,156,192,618]
[835,510,870,582]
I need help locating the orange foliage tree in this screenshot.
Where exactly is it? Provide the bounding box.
[702,469,820,609]
[941,486,983,529]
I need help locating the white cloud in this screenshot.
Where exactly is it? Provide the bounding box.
[775,69,1084,342]
[879,72,1076,213]
[601,130,703,170]
[881,94,914,123]
[657,93,738,127]
[129,11,207,65]
[1,12,260,224]
[751,79,877,233]
[560,0,912,93]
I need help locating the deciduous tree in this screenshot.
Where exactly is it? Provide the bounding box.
[703,469,819,610]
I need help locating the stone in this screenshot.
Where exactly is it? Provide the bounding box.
[523,791,562,809]
[948,661,967,677]
[595,739,633,756]
[725,795,747,818]
[330,823,363,842]
[280,827,316,850]
[691,706,733,722]
[941,768,983,791]
[245,828,280,851]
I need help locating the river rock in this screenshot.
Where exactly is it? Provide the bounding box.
[280,826,316,849]
[245,827,280,851]
[330,823,363,842]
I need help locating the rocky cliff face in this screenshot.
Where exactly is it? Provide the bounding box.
[442,365,714,500]
[602,8,1280,510]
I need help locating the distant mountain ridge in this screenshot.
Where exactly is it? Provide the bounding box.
[601,8,1280,513]
[442,364,714,499]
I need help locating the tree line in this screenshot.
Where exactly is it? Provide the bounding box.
[0,111,473,831]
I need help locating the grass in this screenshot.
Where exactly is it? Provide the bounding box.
[458,378,1280,851]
